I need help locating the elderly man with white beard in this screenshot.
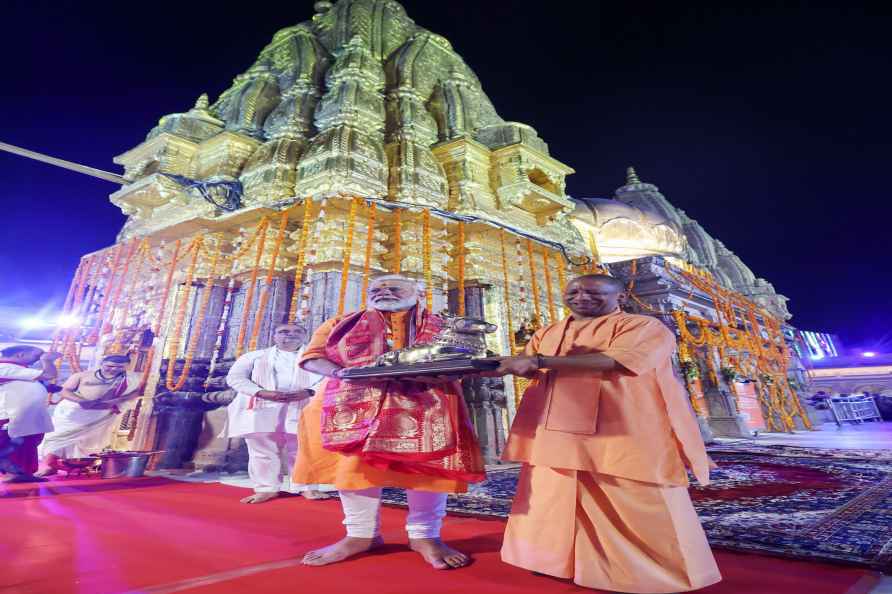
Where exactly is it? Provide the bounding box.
[293,274,485,569]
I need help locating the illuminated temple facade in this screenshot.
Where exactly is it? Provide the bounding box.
[55,0,811,468]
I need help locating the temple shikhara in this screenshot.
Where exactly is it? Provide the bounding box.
[52,0,812,470]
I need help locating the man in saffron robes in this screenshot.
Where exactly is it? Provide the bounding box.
[0,345,59,482]
[295,275,485,569]
[225,323,334,503]
[489,274,721,593]
[37,354,142,476]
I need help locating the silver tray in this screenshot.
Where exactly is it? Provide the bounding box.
[338,357,500,380]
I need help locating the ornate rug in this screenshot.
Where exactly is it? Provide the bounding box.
[381,445,892,571]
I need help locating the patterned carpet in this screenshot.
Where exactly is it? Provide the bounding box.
[381,444,892,571]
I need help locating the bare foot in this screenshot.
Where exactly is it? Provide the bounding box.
[33,468,58,478]
[302,536,383,566]
[240,492,279,504]
[301,489,332,500]
[409,538,470,569]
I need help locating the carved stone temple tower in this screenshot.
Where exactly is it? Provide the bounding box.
[54,0,810,470]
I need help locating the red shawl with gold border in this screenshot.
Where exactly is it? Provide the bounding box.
[320,308,485,483]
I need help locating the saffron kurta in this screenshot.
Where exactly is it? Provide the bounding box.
[501,310,721,593]
[292,310,484,493]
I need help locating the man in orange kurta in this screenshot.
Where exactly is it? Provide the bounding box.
[295,275,485,569]
[489,274,721,593]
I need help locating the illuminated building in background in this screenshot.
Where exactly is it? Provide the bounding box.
[799,330,841,360]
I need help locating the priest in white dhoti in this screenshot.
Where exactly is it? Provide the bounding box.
[225,322,335,504]
[0,345,59,482]
[37,354,141,476]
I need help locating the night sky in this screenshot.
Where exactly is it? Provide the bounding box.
[1,1,889,350]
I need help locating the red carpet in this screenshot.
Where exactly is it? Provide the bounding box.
[1,477,881,594]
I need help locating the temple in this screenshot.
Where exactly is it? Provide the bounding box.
[53,0,811,470]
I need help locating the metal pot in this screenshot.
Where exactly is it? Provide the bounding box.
[97,451,159,479]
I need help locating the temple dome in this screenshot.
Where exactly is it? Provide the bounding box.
[568,197,687,263]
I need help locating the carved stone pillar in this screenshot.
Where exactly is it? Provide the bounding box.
[190,389,249,472]
[151,391,219,469]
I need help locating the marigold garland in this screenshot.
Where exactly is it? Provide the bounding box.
[337,198,360,315]
[166,237,223,391]
[456,221,466,316]
[141,239,183,390]
[288,200,315,322]
[525,239,542,322]
[163,236,204,390]
[249,212,290,350]
[498,230,516,354]
[89,243,126,344]
[109,240,151,354]
[540,248,556,323]
[361,201,376,299]
[392,208,402,274]
[555,251,569,318]
[234,218,271,358]
[422,209,433,312]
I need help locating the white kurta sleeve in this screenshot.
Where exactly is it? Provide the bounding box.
[0,364,42,381]
[225,353,264,396]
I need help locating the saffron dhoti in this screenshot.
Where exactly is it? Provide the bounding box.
[502,464,721,593]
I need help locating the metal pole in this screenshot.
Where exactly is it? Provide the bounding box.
[0,140,126,185]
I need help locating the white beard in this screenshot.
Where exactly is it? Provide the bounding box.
[370,296,416,312]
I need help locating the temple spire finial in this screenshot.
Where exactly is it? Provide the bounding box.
[626,166,641,185]
[194,93,209,111]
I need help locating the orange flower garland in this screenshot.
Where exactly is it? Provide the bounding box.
[498,230,516,354]
[235,217,270,358]
[525,239,542,322]
[141,239,183,390]
[360,201,376,299]
[540,248,556,323]
[163,237,203,390]
[422,209,433,311]
[89,243,126,344]
[288,200,315,322]
[166,237,223,391]
[337,198,360,315]
[554,250,569,317]
[249,212,289,350]
[456,221,466,316]
[392,208,402,274]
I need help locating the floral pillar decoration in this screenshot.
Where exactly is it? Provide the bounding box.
[288,199,315,322]
[540,248,556,323]
[392,208,402,274]
[337,198,360,315]
[526,239,542,323]
[235,217,271,357]
[249,211,289,350]
[422,209,433,312]
[361,201,377,299]
[164,236,204,390]
[456,221,466,316]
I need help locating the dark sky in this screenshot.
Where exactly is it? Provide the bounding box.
[1,1,890,350]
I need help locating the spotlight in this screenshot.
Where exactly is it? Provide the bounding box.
[20,317,46,329]
[862,352,876,358]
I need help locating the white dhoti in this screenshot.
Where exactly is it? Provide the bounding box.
[243,431,333,494]
[340,488,447,539]
[38,401,116,458]
[225,346,335,494]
